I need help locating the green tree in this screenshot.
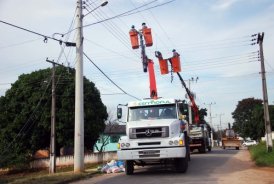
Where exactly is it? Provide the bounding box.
[247,105,274,140]
[186,107,207,124]
[0,67,107,169]
[231,98,262,138]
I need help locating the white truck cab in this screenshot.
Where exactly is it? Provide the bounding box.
[117,98,190,175]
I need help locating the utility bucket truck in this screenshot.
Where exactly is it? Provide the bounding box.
[117,98,190,175]
[189,123,211,153]
[119,25,191,175]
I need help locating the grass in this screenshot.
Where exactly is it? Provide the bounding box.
[0,163,105,184]
[249,140,274,167]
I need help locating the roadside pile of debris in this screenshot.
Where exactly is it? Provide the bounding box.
[98,160,125,174]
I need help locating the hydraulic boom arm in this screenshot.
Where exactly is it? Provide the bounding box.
[167,59,200,125]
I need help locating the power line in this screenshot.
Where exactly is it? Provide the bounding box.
[61,0,159,35]
[265,59,274,71]
[0,76,52,158]
[0,38,42,50]
[83,52,141,100]
[85,4,140,59]
[0,8,78,157]
[0,20,62,43]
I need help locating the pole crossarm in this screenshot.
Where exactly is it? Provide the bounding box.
[46,59,64,67]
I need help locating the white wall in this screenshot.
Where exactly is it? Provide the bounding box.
[31,151,118,168]
[261,131,274,142]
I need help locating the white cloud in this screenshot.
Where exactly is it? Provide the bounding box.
[211,0,241,10]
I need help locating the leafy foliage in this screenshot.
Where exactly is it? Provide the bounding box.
[232,97,274,140]
[231,98,262,138]
[0,67,107,169]
[186,107,207,124]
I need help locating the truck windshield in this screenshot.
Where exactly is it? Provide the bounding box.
[128,104,177,121]
[226,130,235,137]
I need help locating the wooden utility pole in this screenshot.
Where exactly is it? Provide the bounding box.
[257,32,273,152]
[46,59,63,173]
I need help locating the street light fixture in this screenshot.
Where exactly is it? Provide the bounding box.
[101,0,108,6]
[84,1,108,17]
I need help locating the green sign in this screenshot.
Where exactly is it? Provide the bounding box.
[138,100,171,106]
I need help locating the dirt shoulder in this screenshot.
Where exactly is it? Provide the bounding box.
[211,147,274,184]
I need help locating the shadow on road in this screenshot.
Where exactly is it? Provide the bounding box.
[77,147,251,184]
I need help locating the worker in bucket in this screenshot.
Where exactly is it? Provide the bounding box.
[130,25,136,32]
[142,22,147,29]
[172,49,180,57]
[155,51,163,60]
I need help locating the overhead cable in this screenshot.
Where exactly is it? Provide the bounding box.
[83,52,141,100]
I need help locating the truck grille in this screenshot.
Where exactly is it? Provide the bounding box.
[129,126,169,139]
[138,142,161,146]
[139,150,160,158]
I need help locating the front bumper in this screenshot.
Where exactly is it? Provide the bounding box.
[117,147,186,160]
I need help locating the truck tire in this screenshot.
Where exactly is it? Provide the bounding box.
[236,147,239,150]
[125,160,134,175]
[174,154,188,173]
[208,146,211,152]
[198,144,206,153]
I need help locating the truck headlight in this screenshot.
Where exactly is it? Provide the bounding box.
[126,143,130,147]
[169,140,174,145]
[174,140,179,145]
[121,143,125,148]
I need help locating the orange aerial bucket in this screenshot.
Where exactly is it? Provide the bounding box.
[129,31,139,49]
[143,28,153,47]
[159,59,169,75]
[171,57,181,73]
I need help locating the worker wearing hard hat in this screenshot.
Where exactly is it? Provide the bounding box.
[172,49,180,57]
[155,51,163,60]
[130,25,137,32]
[142,22,147,29]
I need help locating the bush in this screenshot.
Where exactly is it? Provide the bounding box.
[249,140,274,167]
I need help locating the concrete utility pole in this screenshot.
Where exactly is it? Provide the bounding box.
[74,0,109,172]
[217,114,224,139]
[204,102,216,147]
[217,125,221,146]
[257,32,273,152]
[75,0,84,172]
[188,80,192,125]
[186,77,198,125]
[46,59,63,174]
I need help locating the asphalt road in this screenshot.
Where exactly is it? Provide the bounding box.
[72,147,249,184]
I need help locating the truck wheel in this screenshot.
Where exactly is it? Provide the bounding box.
[125,160,134,175]
[208,146,211,152]
[198,145,206,153]
[174,155,188,173]
[236,147,239,150]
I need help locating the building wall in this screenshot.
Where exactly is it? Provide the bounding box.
[31,151,118,168]
[261,131,274,142]
[93,133,125,152]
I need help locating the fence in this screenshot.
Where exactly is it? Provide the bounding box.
[31,151,117,168]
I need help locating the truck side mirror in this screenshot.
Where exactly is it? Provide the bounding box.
[179,103,188,115]
[117,108,122,119]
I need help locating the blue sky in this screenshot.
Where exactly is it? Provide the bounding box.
[0,0,274,131]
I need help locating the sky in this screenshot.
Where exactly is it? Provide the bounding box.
[0,0,274,131]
